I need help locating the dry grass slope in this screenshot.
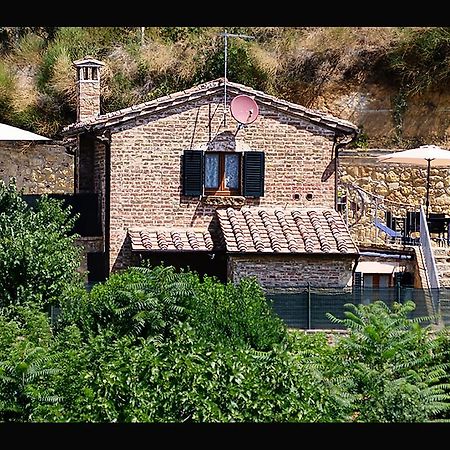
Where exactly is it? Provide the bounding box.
[0,26,449,144]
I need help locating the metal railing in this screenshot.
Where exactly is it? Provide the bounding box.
[419,205,440,313]
[338,182,420,247]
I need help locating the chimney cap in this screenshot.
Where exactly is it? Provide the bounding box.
[73,57,105,67]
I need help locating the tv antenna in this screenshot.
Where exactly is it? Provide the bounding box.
[219,30,255,127]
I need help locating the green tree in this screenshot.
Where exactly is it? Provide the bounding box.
[0,304,60,422]
[327,301,450,422]
[0,180,82,307]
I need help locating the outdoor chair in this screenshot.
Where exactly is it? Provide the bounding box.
[428,213,449,246]
[374,218,403,243]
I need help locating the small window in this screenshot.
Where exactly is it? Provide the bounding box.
[205,152,241,196]
[182,150,264,198]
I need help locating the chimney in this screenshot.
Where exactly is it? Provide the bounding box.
[74,57,105,122]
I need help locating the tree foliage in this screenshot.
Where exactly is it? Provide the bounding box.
[327,301,450,422]
[0,180,82,307]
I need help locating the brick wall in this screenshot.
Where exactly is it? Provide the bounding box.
[108,94,337,270]
[77,81,101,121]
[0,142,73,193]
[229,254,355,290]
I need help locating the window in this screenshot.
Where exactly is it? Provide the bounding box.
[183,150,264,198]
[205,152,240,196]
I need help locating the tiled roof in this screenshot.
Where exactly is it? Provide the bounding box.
[216,207,358,255]
[128,227,214,252]
[62,78,358,136]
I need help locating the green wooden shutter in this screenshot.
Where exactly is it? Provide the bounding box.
[243,151,265,197]
[183,150,203,196]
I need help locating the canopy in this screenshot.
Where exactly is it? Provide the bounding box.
[378,145,450,167]
[0,123,50,141]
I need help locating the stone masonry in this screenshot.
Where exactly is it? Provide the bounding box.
[229,255,356,290]
[339,149,450,246]
[340,150,450,213]
[0,141,73,193]
[74,58,104,122]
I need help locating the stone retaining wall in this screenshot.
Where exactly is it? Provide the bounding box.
[0,141,73,193]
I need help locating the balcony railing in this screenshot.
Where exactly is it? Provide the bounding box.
[419,205,440,313]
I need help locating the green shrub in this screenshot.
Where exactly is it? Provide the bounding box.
[189,274,286,351]
[328,301,450,422]
[0,180,83,307]
[387,27,450,95]
[0,304,59,422]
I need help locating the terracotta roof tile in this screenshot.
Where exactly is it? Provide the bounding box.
[128,227,214,252]
[258,209,282,252]
[216,207,358,255]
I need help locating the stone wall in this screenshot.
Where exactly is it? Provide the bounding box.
[0,142,73,194]
[340,150,450,211]
[107,94,337,270]
[228,255,356,290]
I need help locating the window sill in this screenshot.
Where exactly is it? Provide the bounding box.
[201,195,246,206]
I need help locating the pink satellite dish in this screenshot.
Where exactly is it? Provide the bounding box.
[230,95,259,125]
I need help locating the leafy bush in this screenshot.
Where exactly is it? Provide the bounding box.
[188,274,286,351]
[387,27,450,95]
[0,180,82,307]
[327,301,450,422]
[0,304,59,422]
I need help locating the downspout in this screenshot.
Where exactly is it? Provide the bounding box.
[334,129,359,211]
[94,132,111,279]
[104,139,111,278]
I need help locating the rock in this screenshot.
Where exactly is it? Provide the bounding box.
[386,171,399,182]
[387,182,400,191]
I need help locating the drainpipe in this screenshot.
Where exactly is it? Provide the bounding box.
[334,130,359,211]
[94,132,111,279]
[104,139,111,278]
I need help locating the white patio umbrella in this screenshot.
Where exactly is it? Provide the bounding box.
[378,145,450,217]
[0,123,49,141]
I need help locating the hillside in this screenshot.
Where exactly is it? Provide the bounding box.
[1,26,450,147]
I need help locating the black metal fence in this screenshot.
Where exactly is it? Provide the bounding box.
[23,193,102,237]
[268,286,450,330]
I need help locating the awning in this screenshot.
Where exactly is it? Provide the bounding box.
[355,261,403,274]
[0,123,50,141]
[128,227,214,252]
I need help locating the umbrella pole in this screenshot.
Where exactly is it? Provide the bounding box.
[426,159,431,218]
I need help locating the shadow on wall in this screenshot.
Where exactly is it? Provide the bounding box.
[111,233,140,273]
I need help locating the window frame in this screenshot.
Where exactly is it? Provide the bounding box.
[204,151,241,197]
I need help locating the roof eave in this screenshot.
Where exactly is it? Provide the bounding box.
[61,81,358,137]
[226,251,359,256]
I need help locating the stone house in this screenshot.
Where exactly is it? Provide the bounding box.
[61,57,360,291]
